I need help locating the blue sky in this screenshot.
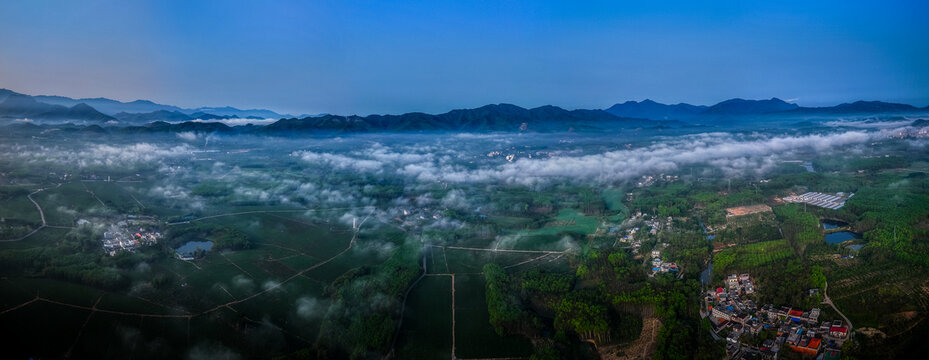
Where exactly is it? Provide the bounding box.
[1,0,927,115]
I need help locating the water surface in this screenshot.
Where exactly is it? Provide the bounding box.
[825,231,859,244]
[176,241,214,257]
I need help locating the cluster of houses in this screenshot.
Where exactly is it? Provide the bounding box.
[705,273,849,359]
[635,173,678,187]
[649,248,680,275]
[615,211,668,254]
[101,215,162,256]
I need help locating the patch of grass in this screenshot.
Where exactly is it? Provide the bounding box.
[0,301,91,358]
[518,208,598,237]
[453,273,533,358]
[395,276,453,359]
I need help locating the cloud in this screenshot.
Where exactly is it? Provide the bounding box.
[823,119,915,129]
[281,128,911,187]
[262,280,282,292]
[185,118,278,126]
[440,189,471,210]
[232,275,254,292]
[176,132,198,141]
[295,296,323,320]
[291,150,384,172]
[5,142,192,169]
[418,130,893,185]
[56,205,78,217]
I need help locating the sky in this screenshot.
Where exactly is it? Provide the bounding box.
[1,0,927,116]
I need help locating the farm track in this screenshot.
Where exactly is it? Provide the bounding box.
[390,244,568,359]
[2,193,569,358]
[0,213,374,321]
[387,249,428,359]
[503,253,553,269]
[0,184,59,242]
[196,213,371,316]
[80,182,107,208]
[127,191,145,209]
[822,280,853,335]
[0,296,40,315]
[221,252,255,278]
[166,206,376,225]
[64,295,102,359]
[436,245,567,255]
[604,317,660,360]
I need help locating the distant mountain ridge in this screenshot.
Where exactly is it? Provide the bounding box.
[112,110,266,124]
[0,94,115,122]
[703,97,799,114]
[263,103,669,133]
[605,98,928,120]
[786,100,922,114]
[605,99,707,120]
[1,88,927,131]
[1,89,288,119]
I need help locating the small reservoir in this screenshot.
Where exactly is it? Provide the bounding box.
[825,231,859,244]
[821,220,860,245]
[176,240,214,259]
[821,220,847,230]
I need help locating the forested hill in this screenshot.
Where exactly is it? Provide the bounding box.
[262,104,671,133]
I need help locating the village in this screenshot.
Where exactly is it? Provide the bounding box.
[100,215,163,256]
[614,210,669,254]
[606,210,684,276]
[704,272,848,359]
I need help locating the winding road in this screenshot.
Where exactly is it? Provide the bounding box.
[822,280,854,333]
[166,206,377,225]
[0,212,373,322]
[0,184,59,242]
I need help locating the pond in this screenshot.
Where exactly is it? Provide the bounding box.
[176,240,214,257]
[825,231,860,244]
[821,220,847,230]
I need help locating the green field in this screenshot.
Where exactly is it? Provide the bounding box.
[713,239,793,278]
[518,208,599,237]
[3,126,927,359]
[0,301,92,359]
[395,276,454,359]
[454,273,534,358]
[0,199,383,358]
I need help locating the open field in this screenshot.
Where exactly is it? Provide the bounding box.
[2,123,928,358]
[454,273,534,359]
[0,194,381,358]
[518,208,599,237]
[395,276,454,359]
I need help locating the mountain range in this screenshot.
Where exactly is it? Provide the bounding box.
[604,97,927,120]
[0,93,115,122]
[1,88,927,133]
[262,103,670,133]
[0,88,288,120]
